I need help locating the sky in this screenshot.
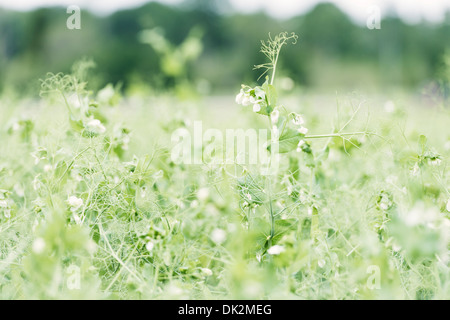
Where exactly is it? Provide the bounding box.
[0,0,450,24]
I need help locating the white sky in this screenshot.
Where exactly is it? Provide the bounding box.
[0,0,450,23]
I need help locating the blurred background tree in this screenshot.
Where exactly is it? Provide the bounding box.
[0,0,449,96]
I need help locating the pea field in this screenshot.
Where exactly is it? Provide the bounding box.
[0,28,449,300]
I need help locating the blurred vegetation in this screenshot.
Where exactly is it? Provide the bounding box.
[0,0,450,95]
[0,3,449,299]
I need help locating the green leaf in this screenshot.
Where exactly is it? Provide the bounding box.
[311,207,319,241]
[255,79,276,116]
[54,160,69,186]
[304,151,315,168]
[237,174,266,205]
[419,134,427,153]
[272,218,297,243]
[268,127,301,154]
[316,146,329,163]
[262,81,277,107]
[69,116,84,133]
[274,218,297,235]
[252,217,271,248]
[92,224,101,244]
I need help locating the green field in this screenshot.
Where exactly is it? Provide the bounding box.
[0,56,449,299]
[1,1,450,299]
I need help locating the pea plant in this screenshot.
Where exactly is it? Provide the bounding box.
[234,32,372,261]
[1,31,447,300]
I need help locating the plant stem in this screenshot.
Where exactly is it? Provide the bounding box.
[59,90,74,116]
[271,50,280,85]
[267,177,275,247]
[305,132,369,139]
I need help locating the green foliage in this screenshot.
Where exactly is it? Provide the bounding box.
[0,29,449,301]
[139,26,204,98]
[1,2,450,93]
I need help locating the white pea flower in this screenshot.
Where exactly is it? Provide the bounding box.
[176,199,186,210]
[73,213,83,224]
[146,241,155,252]
[298,127,309,135]
[86,119,106,134]
[14,184,25,198]
[293,114,305,126]
[296,140,305,153]
[235,89,245,104]
[267,245,285,255]
[378,193,392,211]
[211,228,226,245]
[430,158,442,166]
[201,268,213,276]
[4,209,11,219]
[167,284,184,297]
[86,240,97,255]
[241,95,251,106]
[12,122,20,132]
[237,86,266,112]
[140,186,147,198]
[380,202,389,211]
[0,200,8,208]
[446,199,450,212]
[190,200,199,208]
[318,259,326,268]
[402,204,439,227]
[0,199,10,219]
[271,110,279,124]
[254,87,266,100]
[197,188,210,201]
[67,196,83,211]
[32,238,46,254]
